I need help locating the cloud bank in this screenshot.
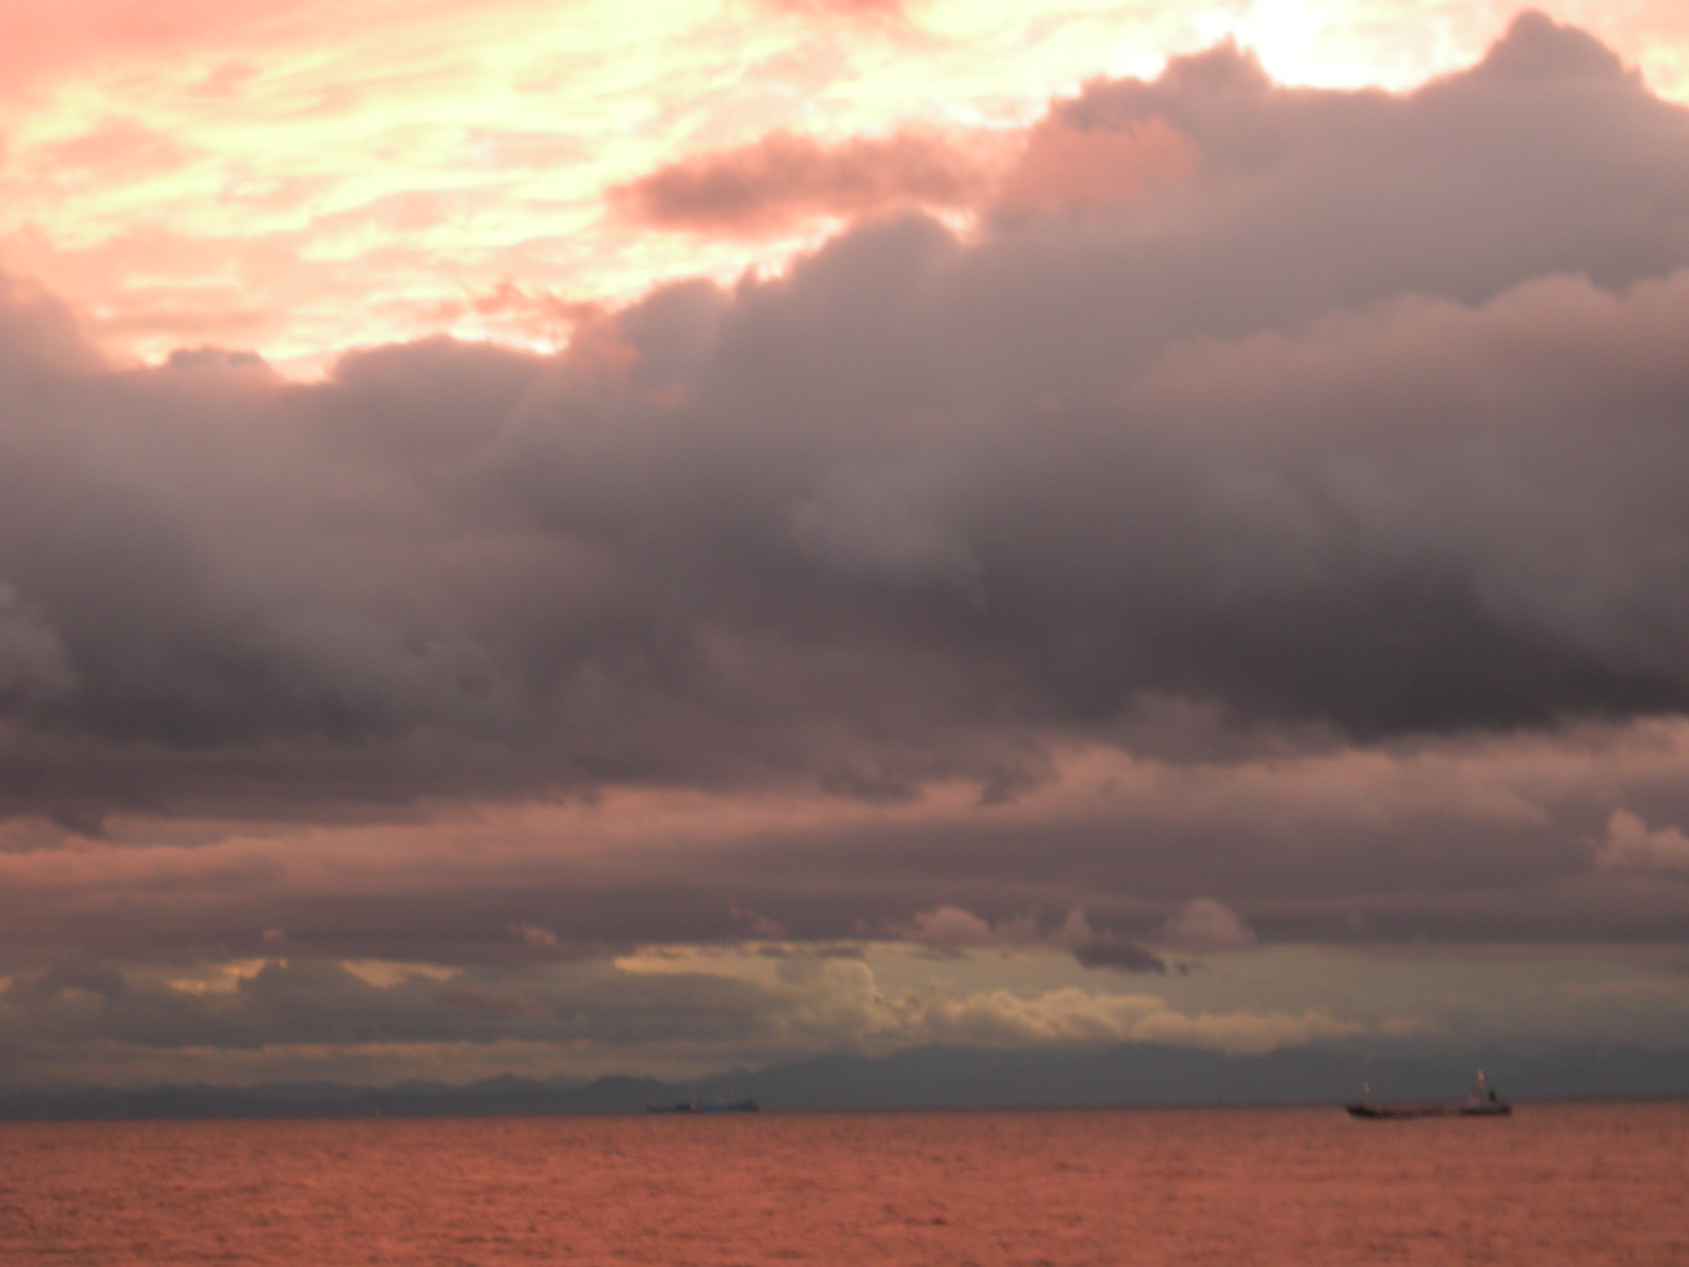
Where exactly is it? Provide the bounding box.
[4,14,1689,1002]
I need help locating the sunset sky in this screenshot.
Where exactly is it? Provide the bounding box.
[5,0,1689,1092]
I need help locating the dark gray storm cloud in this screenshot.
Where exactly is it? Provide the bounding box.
[3,13,1689,841]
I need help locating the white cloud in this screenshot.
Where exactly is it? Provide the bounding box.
[766,957,1365,1054]
[899,985,1166,1046]
[1126,1007,1365,1055]
[905,904,998,946]
[1590,809,1689,872]
[509,923,560,948]
[1158,898,1258,951]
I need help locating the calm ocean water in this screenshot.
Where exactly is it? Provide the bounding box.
[3,1101,1686,1265]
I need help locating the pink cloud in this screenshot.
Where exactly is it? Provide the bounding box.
[610,106,1204,240]
[1157,900,1258,951]
[610,129,1002,236]
[997,113,1198,215]
[754,0,912,27]
[1590,809,1689,872]
[0,0,312,97]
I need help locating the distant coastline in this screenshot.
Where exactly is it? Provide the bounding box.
[3,1041,1686,1121]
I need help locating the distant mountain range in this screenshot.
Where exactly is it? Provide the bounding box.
[2,1042,1685,1120]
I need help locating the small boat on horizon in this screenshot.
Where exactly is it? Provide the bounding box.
[646,1096,760,1114]
[1346,1072,1510,1119]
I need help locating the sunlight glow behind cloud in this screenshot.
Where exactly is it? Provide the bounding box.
[4,0,1686,371]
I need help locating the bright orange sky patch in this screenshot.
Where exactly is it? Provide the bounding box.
[3,0,1687,372]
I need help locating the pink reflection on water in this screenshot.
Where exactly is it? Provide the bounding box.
[3,1102,1687,1265]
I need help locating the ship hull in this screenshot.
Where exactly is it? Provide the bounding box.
[1346,1102,1510,1119]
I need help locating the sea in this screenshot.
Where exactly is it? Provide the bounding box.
[3,1101,1686,1265]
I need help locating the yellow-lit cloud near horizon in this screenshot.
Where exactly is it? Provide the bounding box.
[3,0,1687,372]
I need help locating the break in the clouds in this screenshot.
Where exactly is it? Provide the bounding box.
[6,13,1689,1083]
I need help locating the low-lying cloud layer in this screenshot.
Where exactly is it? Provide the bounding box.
[0,950,1352,1062]
[4,15,1689,1081]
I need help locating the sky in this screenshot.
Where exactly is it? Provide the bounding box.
[4,0,1689,1093]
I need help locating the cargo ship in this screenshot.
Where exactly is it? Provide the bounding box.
[1346,1073,1509,1119]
